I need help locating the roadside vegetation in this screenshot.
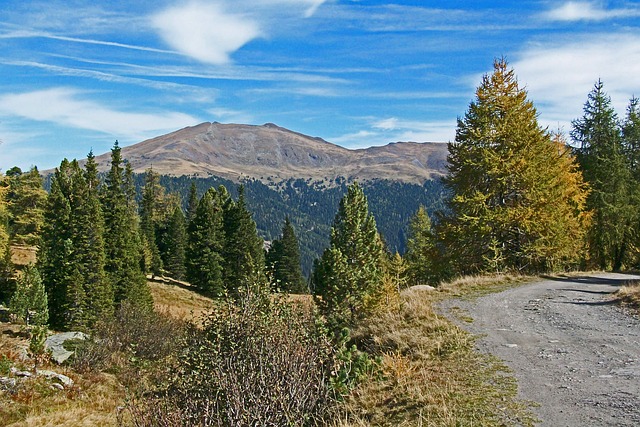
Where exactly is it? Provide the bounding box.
[616,281,640,312]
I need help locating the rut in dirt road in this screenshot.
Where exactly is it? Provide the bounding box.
[446,273,640,426]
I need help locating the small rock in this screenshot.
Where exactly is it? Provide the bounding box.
[406,285,436,292]
[37,369,74,387]
[504,343,518,348]
[10,367,32,378]
[50,383,64,391]
[45,332,89,364]
[0,376,17,388]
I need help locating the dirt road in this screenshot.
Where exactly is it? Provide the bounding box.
[446,273,640,426]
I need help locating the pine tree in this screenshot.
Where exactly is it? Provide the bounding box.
[186,181,198,224]
[312,183,387,325]
[140,168,164,276]
[440,59,589,275]
[222,186,265,294]
[404,206,438,286]
[102,142,152,309]
[266,217,307,293]
[187,188,225,295]
[622,97,640,180]
[39,159,77,328]
[10,264,48,327]
[165,205,187,280]
[572,81,634,270]
[75,152,113,325]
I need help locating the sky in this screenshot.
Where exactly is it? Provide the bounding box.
[1,0,639,171]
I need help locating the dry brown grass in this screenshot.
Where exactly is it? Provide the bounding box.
[0,323,124,426]
[335,274,537,426]
[148,280,215,323]
[9,245,37,267]
[616,280,640,312]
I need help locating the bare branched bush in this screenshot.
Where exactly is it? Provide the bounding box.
[126,289,336,426]
[71,302,185,375]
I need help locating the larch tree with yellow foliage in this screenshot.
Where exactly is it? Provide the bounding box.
[439,59,590,275]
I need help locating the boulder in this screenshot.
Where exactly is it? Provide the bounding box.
[36,369,74,388]
[45,332,89,364]
[406,285,437,292]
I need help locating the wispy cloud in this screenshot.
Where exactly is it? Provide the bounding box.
[0,87,199,140]
[543,1,640,22]
[513,32,640,130]
[331,117,455,148]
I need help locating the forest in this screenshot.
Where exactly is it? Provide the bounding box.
[1,58,639,425]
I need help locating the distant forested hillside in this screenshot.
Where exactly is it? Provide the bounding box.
[131,175,448,276]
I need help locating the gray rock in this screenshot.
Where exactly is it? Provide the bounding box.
[10,367,32,377]
[0,376,17,389]
[406,284,437,292]
[45,332,89,364]
[37,369,74,387]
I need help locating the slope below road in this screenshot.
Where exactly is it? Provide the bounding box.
[444,273,640,426]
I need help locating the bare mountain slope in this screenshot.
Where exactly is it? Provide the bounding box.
[89,122,449,183]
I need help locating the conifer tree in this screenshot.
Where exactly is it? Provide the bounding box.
[165,205,187,280]
[440,59,589,275]
[312,183,387,325]
[102,142,152,309]
[10,264,48,327]
[572,81,634,270]
[0,178,12,302]
[187,188,225,295]
[186,181,198,224]
[404,206,438,286]
[140,168,164,276]
[623,97,640,181]
[266,217,307,293]
[222,186,265,293]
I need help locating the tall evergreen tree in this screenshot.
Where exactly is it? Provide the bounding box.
[572,81,634,270]
[102,142,152,309]
[187,188,225,295]
[266,217,307,293]
[140,168,164,276]
[622,97,640,181]
[165,205,187,280]
[222,186,265,293]
[404,206,438,286]
[186,181,198,224]
[312,183,387,325]
[440,59,589,275]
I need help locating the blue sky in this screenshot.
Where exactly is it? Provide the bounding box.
[1,0,639,171]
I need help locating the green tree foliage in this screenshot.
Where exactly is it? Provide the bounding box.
[313,183,387,325]
[404,206,438,286]
[622,97,640,180]
[572,81,634,270]
[440,59,589,275]
[222,186,265,293]
[101,142,152,310]
[187,188,225,295]
[0,175,9,251]
[40,157,113,329]
[140,168,164,276]
[266,217,307,293]
[164,206,187,280]
[6,166,46,245]
[186,181,198,224]
[0,177,12,302]
[10,265,48,327]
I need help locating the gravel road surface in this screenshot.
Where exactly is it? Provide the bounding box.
[444,273,640,426]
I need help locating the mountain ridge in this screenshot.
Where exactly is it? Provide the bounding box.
[83,122,450,184]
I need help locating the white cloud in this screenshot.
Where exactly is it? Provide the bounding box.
[208,107,255,124]
[151,2,262,65]
[331,117,455,148]
[543,1,640,22]
[0,87,198,140]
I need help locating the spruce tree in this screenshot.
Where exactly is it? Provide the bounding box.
[312,183,387,325]
[572,81,634,270]
[187,188,225,295]
[165,205,187,280]
[140,168,164,276]
[266,217,307,293]
[222,186,265,293]
[102,142,152,309]
[622,97,640,180]
[186,181,198,224]
[404,206,438,286]
[440,59,589,275]
[10,264,48,327]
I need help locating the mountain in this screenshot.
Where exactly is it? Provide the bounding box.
[88,122,449,184]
